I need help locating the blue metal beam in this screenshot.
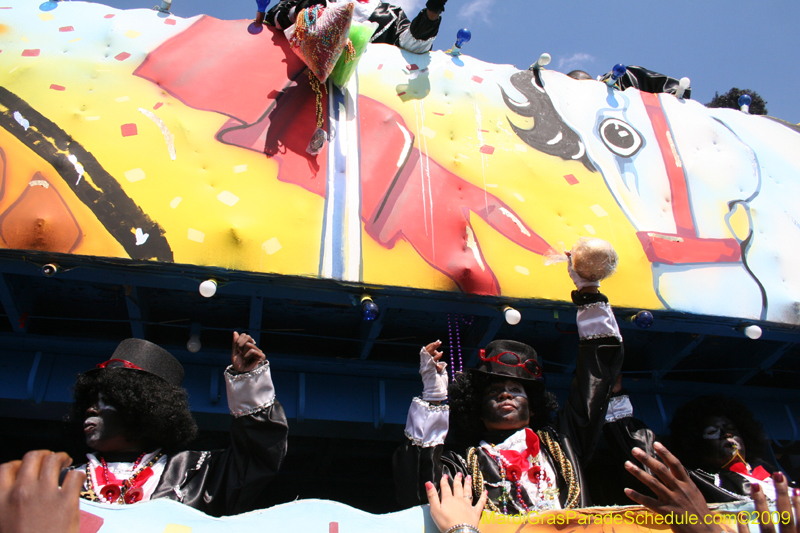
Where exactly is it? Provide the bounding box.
[736,342,795,385]
[653,334,706,380]
[123,285,145,339]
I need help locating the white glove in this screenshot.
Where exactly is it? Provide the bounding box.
[419,346,448,402]
[567,253,600,290]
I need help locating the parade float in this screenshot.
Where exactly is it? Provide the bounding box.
[0,0,799,530]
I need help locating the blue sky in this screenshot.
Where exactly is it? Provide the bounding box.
[94,0,800,123]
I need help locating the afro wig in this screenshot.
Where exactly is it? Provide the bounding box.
[448,370,559,443]
[71,368,198,453]
[669,395,768,471]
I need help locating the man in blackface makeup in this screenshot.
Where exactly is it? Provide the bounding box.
[394,261,624,513]
[67,332,288,517]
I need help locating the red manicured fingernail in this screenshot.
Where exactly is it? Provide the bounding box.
[775,472,785,483]
[751,484,760,493]
[425,481,434,490]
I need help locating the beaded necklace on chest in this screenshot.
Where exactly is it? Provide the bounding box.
[83,452,164,504]
[483,439,556,513]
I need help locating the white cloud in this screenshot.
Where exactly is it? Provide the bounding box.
[557,53,595,72]
[459,0,495,19]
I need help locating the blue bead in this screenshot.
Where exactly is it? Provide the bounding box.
[633,310,654,329]
[612,63,627,79]
[256,0,270,11]
[39,1,59,11]
[455,28,471,47]
[362,300,380,321]
[738,94,752,107]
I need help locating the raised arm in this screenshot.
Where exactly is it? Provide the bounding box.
[393,341,451,507]
[558,254,624,464]
[196,332,289,516]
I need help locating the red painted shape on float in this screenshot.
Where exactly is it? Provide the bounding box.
[635,231,740,265]
[59,26,74,32]
[79,510,104,533]
[115,52,131,61]
[397,91,406,96]
[407,64,419,71]
[21,49,40,57]
[640,92,693,236]
[153,102,163,109]
[120,123,137,137]
[165,18,176,25]
[472,75,483,83]
[50,84,65,91]
[480,145,495,155]
[329,523,339,533]
[563,174,579,185]
[104,13,115,18]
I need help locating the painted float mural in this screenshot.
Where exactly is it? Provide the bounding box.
[1,1,800,323]
[74,497,755,533]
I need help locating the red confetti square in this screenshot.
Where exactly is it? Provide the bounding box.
[480,129,490,132]
[407,64,419,71]
[50,84,65,91]
[433,112,444,116]
[21,49,40,57]
[153,102,163,110]
[472,76,483,83]
[115,52,131,61]
[104,14,115,18]
[329,523,339,533]
[377,64,383,70]
[563,174,579,185]
[120,123,138,137]
[164,18,176,25]
[397,91,406,96]
[479,145,495,155]
[59,26,74,32]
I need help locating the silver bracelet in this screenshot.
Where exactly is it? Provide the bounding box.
[444,525,480,533]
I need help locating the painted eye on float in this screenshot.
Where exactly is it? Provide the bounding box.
[598,118,643,158]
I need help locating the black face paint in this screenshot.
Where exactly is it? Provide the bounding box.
[83,395,140,454]
[699,416,746,469]
[480,379,531,432]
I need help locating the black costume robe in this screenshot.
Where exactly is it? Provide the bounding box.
[394,292,624,512]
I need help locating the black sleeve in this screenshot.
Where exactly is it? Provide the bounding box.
[368,4,440,53]
[199,401,289,516]
[265,0,325,29]
[393,441,468,508]
[557,295,624,466]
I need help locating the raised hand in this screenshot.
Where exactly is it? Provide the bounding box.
[426,472,487,533]
[232,331,266,373]
[420,340,448,402]
[0,450,84,533]
[625,442,720,533]
[738,471,799,533]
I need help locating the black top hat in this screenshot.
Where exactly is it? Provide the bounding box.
[472,339,544,386]
[88,338,184,387]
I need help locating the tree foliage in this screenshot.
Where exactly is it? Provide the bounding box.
[706,87,768,115]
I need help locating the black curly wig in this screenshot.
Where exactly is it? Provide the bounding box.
[70,368,198,453]
[669,395,768,471]
[448,370,559,443]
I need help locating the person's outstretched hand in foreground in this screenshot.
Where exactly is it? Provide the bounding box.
[0,450,84,533]
[426,472,488,533]
[738,471,799,533]
[625,441,721,533]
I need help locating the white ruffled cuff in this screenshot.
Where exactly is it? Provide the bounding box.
[605,394,633,422]
[576,301,622,342]
[404,397,449,447]
[224,361,276,418]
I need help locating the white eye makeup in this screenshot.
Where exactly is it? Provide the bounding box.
[702,426,722,440]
